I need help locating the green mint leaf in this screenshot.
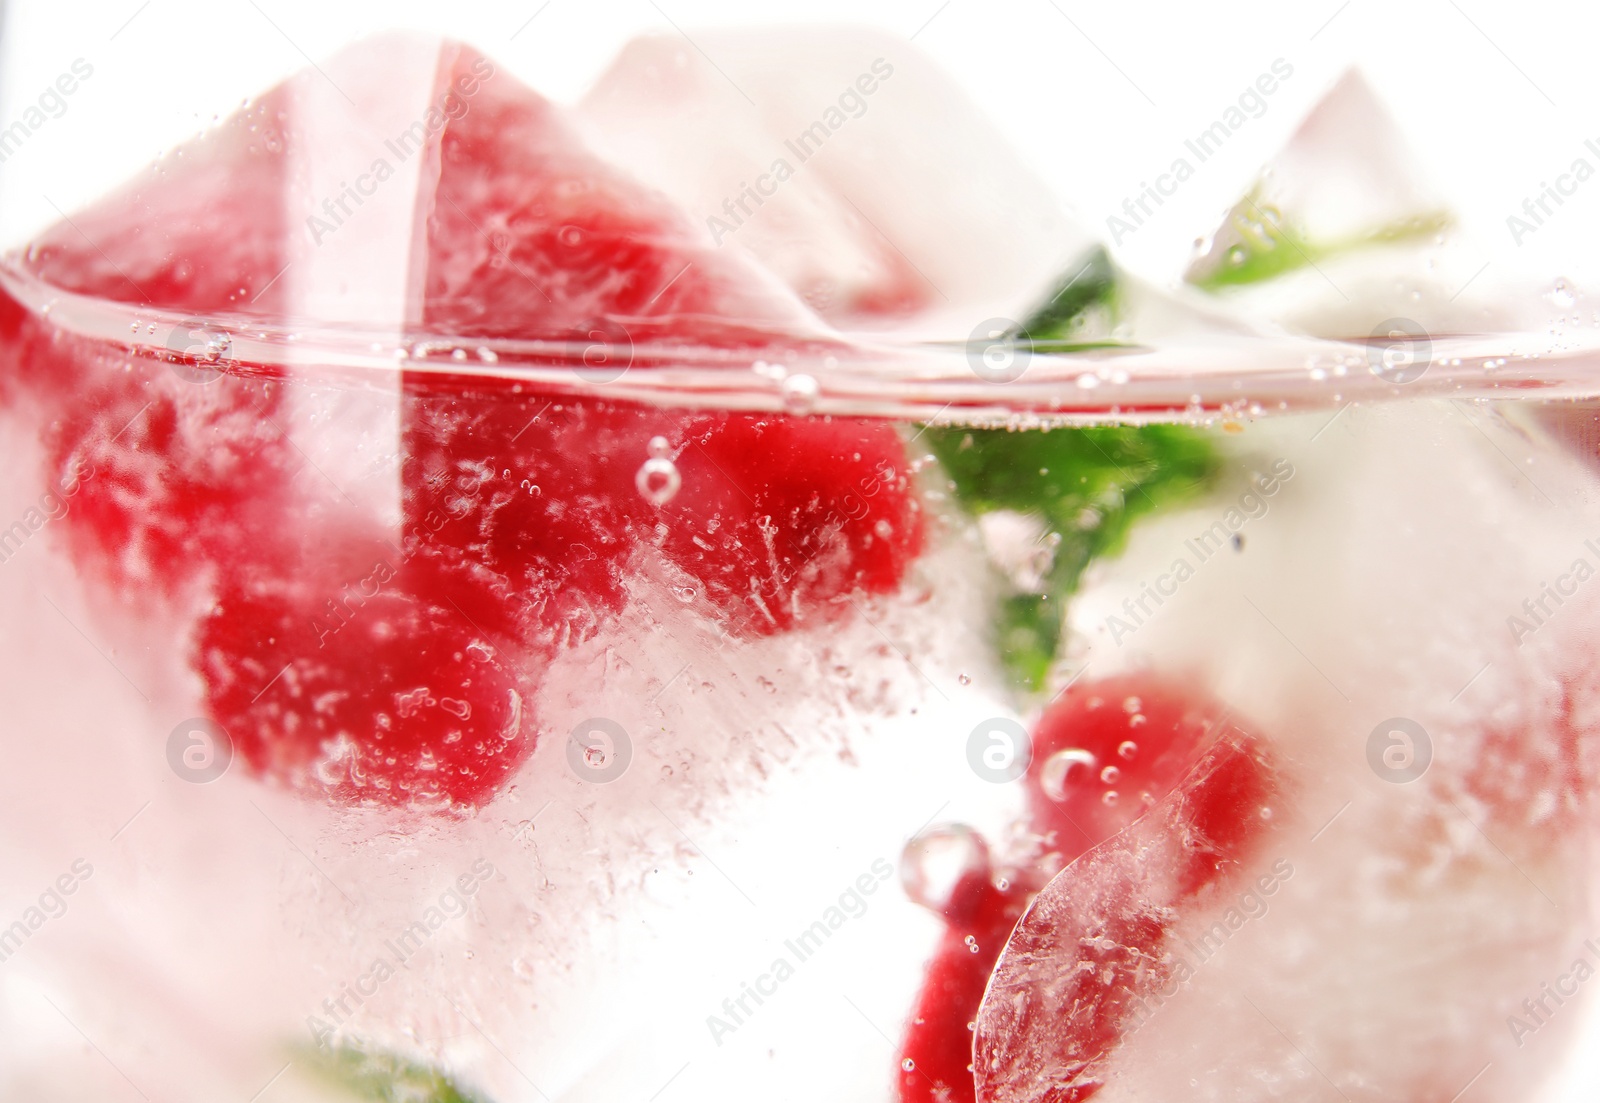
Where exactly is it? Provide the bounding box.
[1013,245,1119,344]
[995,592,1062,693]
[296,1043,492,1103]
[922,424,1219,691]
[1190,200,1452,291]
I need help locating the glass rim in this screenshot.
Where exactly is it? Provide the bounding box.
[7,255,1596,423]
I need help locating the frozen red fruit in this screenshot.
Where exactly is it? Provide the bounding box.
[404,388,922,643]
[416,42,829,349]
[12,37,923,812]
[23,85,293,318]
[899,860,1031,1103]
[896,677,1236,1103]
[1026,675,1235,871]
[44,361,293,598]
[8,79,297,592]
[973,729,1276,1103]
[0,287,36,407]
[650,411,921,633]
[194,548,538,810]
[404,44,922,643]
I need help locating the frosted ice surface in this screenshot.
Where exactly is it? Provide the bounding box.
[985,401,1600,1101]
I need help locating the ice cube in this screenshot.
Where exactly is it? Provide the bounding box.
[409,41,826,348]
[975,728,1278,1103]
[1182,69,1543,338]
[579,27,1089,333]
[1186,69,1449,290]
[1025,401,1600,1102]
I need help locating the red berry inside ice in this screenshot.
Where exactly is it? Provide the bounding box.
[4,83,298,595]
[404,42,923,646]
[404,389,922,645]
[1026,675,1238,872]
[974,728,1277,1103]
[194,549,537,810]
[897,677,1247,1103]
[415,44,830,351]
[43,365,294,598]
[9,37,924,811]
[898,826,1032,1103]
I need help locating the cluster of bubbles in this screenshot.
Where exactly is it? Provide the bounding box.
[1039,735,1140,808]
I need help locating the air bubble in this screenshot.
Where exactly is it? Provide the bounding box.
[900,824,990,913]
[1100,765,1120,784]
[1040,748,1097,802]
[781,372,819,414]
[635,436,682,506]
[1102,790,1119,806]
[1117,740,1138,761]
